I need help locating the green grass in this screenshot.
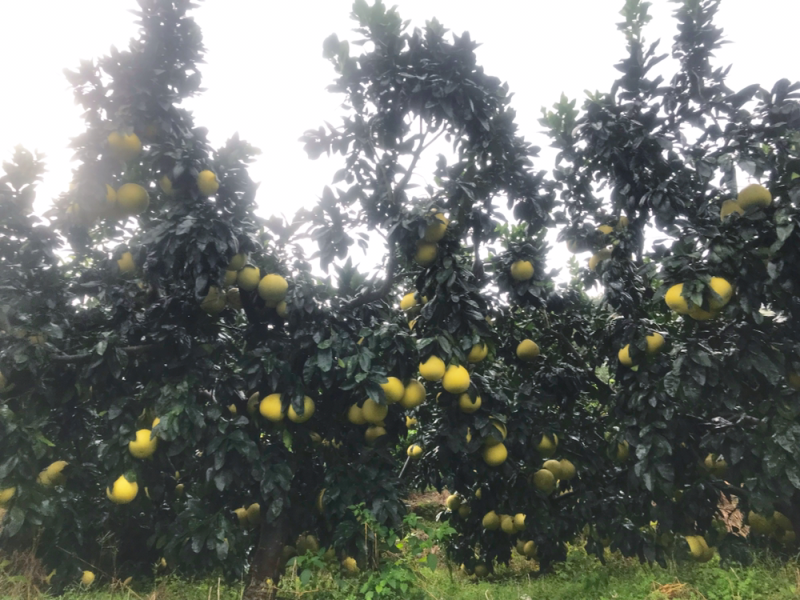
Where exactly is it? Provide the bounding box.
[12,545,800,600]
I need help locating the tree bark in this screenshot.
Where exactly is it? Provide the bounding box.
[243,514,291,600]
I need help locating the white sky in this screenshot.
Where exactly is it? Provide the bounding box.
[2,0,798,275]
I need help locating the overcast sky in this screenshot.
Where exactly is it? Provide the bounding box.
[2,0,798,273]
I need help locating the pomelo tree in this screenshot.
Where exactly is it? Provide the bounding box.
[2,0,800,597]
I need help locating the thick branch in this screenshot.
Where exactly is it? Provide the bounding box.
[50,344,155,363]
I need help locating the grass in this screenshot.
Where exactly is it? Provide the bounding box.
[8,544,797,600]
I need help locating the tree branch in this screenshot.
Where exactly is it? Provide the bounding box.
[343,235,397,310]
[50,344,156,363]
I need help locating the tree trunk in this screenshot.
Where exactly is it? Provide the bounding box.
[243,514,291,600]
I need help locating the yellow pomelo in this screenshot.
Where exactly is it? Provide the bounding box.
[106,184,117,206]
[246,503,261,526]
[510,260,534,281]
[117,183,150,215]
[107,131,142,162]
[688,305,717,320]
[107,475,138,504]
[513,513,526,531]
[482,510,500,530]
[500,514,515,534]
[772,511,792,532]
[445,494,461,511]
[646,332,665,354]
[720,200,743,219]
[423,213,448,242]
[227,253,246,271]
[748,511,774,535]
[129,429,158,459]
[276,300,288,318]
[597,224,614,235]
[616,440,630,461]
[117,252,135,275]
[788,372,800,391]
[347,403,367,425]
[197,170,219,196]
[380,377,405,403]
[400,292,419,311]
[443,365,470,394]
[159,175,173,195]
[523,540,537,558]
[364,425,387,443]
[234,507,248,526]
[664,283,689,314]
[226,288,242,310]
[342,557,360,575]
[737,183,771,209]
[616,216,629,230]
[536,434,558,457]
[259,394,284,422]
[0,487,16,505]
[708,277,733,310]
[258,274,288,307]
[362,398,388,424]
[532,469,556,494]
[399,380,426,409]
[467,342,488,363]
[224,270,238,287]
[81,571,96,586]
[200,286,226,315]
[288,396,315,423]
[407,444,423,459]
[558,459,576,480]
[618,345,633,366]
[483,442,507,466]
[414,241,438,267]
[458,393,481,413]
[458,504,471,518]
[485,420,507,446]
[405,415,417,428]
[474,564,489,578]
[588,248,612,271]
[38,461,68,486]
[419,355,445,381]
[516,339,540,361]
[543,459,563,480]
